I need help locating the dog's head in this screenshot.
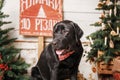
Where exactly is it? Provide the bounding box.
[52,20,83,55]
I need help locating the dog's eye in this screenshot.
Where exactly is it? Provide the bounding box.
[62,30,69,35]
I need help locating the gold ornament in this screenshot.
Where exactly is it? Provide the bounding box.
[109,40,114,48]
[97,2,103,8]
[110,30,117,36]
[100,13,105,18]
[98,50,104,58]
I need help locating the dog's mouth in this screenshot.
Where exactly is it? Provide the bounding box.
[56,49,65,55]
[55,49,75,61]
[55,46,72,55]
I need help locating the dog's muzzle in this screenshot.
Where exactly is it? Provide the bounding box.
[56,49,75,61]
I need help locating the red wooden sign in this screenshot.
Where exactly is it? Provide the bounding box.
[20,0,63,36]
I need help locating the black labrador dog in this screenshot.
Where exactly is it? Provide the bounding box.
[31,20,84,80]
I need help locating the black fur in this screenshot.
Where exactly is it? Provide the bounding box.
[31,20,84,80]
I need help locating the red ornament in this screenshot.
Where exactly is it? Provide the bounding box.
[0,64,9,71]
[113,72,120,80]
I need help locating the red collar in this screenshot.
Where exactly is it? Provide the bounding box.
[56,51,75,61]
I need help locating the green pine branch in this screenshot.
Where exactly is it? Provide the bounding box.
[0,0,30,79]
[0,0,4,10]
[0,28,14,35]
[86,0,120,64]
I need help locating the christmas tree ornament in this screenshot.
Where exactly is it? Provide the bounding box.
[107,1,113,6]
[117,27,119,35]
[100,12,105,18]
[109,9,112,16]
[102,23,106,30]
[89,36,93,44]
[110,30,117,36]
[106,0,110,4]
[103,1,106,4]
[97,2,103,8]
[92,65,97,73]
[98,50,104,57]
[104,36,107,45]
[109,39,114,48]
[114,7,117,16]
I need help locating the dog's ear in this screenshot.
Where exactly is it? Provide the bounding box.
[73,23,83,42]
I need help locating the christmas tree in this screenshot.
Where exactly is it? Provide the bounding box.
[0,0,30,80]
[86,0,120,64]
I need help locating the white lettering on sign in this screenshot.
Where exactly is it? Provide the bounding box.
[21,18,59,31]
[21,0,61,12]
[35,19,58,31]
[21,18,31,30]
